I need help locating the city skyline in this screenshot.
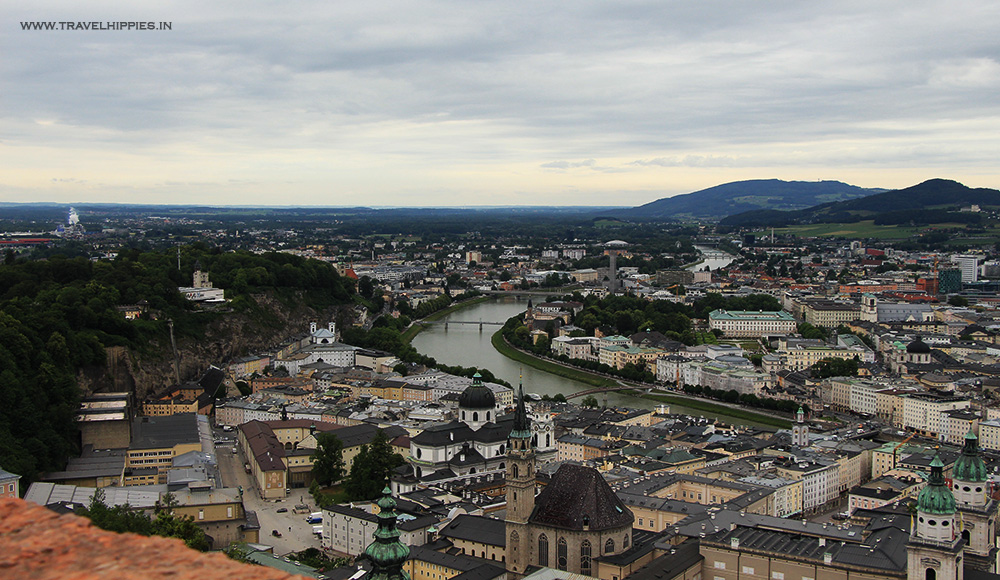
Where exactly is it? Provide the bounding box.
[4,0,1000,206]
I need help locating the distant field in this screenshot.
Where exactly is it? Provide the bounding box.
[772,220,968,239]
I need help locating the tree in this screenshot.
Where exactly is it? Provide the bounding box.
[343,429,405,501]
[581,395,599,408]
[152,492,211,551]
[311,432,346,487]
[223,542,257,565]
[76,490,210,552]
[948,295,969,307]
[811,357,859,379]
[551,393,567,403]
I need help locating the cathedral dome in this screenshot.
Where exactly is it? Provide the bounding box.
[916,455,956,515]
[906,336,931,354]
[953,430,988,483]
[458,373,496,410]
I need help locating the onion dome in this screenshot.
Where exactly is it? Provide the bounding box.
[363,487,411,580]
[916,455,956,515]
[953,430,988,483]
[907,336,931,354]
[458,373,496,410]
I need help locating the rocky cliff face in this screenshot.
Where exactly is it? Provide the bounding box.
[77,292,362,400]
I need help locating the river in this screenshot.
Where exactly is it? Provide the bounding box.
[411,296,771,426]
[687,245,736,272]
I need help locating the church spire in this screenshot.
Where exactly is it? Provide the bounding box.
[511,376,531,440]
[363,487,411,580]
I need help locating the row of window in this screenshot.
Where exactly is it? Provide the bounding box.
[518,533,629,575]
[713,561,813,580]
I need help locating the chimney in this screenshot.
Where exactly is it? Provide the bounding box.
[329,322,335,334]
[310,322,317,333]
[819,538,826,547]
[731,536,740,549]
[824,552,832,564]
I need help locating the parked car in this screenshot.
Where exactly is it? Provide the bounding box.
[277,508,288,513]
[271,530,282,537]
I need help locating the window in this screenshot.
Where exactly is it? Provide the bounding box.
[227,506,233,518]
[581,540,592,576]
[198,509,204,520]
[743,567,755,575]
[714,562,726,570]
[538,534,549,567]
[510,531,519,558]
[605,538,615,554]
[772,573,784,580]
[638,517,644,526]
[558,537,567,571]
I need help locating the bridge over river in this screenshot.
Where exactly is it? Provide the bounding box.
[423,320,506,330]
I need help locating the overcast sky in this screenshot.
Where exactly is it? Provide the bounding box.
[3,1,999,207]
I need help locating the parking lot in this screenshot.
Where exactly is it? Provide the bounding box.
[213,424,323,555]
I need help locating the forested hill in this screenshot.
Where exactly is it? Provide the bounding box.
[0,246,359,485]
[720,179,1000,227]
[610,179,880,221]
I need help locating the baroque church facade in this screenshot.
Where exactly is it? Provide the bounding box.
[505,384,634,577]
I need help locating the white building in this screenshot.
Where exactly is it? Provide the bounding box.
[952,254,981,283]
[708,309,797,338]
[901,393,971,440]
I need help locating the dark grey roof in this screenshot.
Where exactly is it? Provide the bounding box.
[703,523,909,573]
[407,545,506,575]
[530,464,633,531]
[130,413,200,450]
[619,539,702,580]
[438,514,506,547]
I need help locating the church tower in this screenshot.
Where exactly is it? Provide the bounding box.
[952,430,998,571]
[792,406,809,447]
[907,455,963,580]
[363,487,411,580]
[506,383,536,576]
[861,293,878,323]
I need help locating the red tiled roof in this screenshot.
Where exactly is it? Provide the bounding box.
[0,498,307,580]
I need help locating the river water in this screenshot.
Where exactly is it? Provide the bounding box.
[411,296,769,426]
[687,245,736,272]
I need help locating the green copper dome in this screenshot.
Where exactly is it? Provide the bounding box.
[916,455,956,515]
[953,430,988,483]
[363,487,411,580]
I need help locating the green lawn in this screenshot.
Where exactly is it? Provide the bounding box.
[490,330,618,389]
[642,393,792,429]
[772,220,968,239]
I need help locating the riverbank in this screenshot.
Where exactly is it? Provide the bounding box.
[491,329,791,429]
[400,295,493,343]
[490,330,618,389]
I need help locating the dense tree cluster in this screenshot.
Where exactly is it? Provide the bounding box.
[342,429,405,501]
[810,357,859,379]
[0,246,357,487]
[75,490,210,551]
[680,384,807,414]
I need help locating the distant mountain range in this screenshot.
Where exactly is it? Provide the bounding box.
[610,179,883,221]
[718,179,1000,228]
